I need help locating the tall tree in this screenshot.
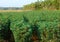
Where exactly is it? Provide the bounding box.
[54,0,60,10]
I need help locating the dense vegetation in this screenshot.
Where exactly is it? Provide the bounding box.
[23,0,60,10]
[0,10,60,42]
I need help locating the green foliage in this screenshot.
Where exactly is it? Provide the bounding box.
[23,0,60,10]
[0,10,60,42]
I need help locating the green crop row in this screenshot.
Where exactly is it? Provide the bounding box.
[0,10,60,42]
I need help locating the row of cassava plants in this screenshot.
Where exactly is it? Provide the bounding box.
[0,10,60,42]
[0,14,15,42]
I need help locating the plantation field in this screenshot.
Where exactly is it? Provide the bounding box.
[0,10,31,12]
[0,10,60,42]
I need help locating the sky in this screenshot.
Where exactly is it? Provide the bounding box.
[0,0,37,7]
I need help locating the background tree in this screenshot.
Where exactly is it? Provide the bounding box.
[23,0,60,10]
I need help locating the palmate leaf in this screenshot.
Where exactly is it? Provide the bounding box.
[0,11,60,42]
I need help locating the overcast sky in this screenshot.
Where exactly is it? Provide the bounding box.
[0,0,37,7]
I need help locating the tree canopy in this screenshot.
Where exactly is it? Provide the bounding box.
[23,0,60,10]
